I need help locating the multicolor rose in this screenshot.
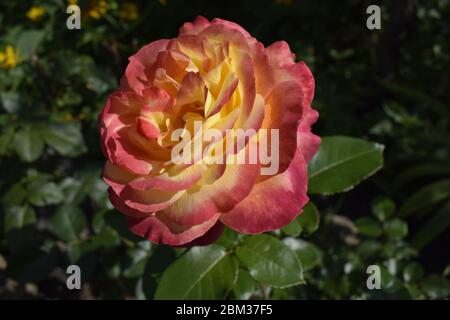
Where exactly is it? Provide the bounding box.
[98,16,320,246]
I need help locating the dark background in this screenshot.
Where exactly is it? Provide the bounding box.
[0,0,449,299]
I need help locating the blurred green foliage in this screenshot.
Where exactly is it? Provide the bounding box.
[0,0,449,299]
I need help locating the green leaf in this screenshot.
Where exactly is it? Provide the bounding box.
[394,164,450,190]
[154,245,238,299]
[67,241,91,264]
[355,217,382,237]
[106,259,121,279]
[85,66,117,94]
[43,123,87,157]
[281,217,303,237]
[0,126,15,156]
[232,269,256,300]
[59,177,84,205]
[444,264,450,277]
[14,127,44,162]
[403,263,424,283]
[384,219,408,239]
[216,227,242,249]
[236,234,304,287]
[15,30,45,59]
[1,92,21,113]
[368,266,412,299]
[50,205,86,242]
[372,197,396,221]
[382,242,417,261]
[399,179,450,217]
[4,204,36,233]
[421,275,450,299]
[357,240,382,258]
[91,226,121,249]
[308,136,384,195]
[283,238,322,271]
[27,182,64,206]
[60,170,102,205]
[92,209,108,234]
[67,226,121,264]
[412,200,450,250]
[3,181,28,206]
[88,177,110,208]
[281,202,319,237]
[297,202,319,236]
[123,248,150,279]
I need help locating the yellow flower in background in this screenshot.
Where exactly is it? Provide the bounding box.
[0,46,20,69]
[67,0,78,5]
[26,6,46,21]
[88,0,108,19]
[158,0,167,5]
[120,2,139,20]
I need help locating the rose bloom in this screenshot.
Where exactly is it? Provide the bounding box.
[99,17,320,246]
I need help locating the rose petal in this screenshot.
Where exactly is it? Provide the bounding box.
[219,149,309,233]
[123,39,170,94]
[127,213,220,246]
[174,221,224,247]
[129,163,207,192]
[266,41,296,67]
[179,16,211,35]
[298,107,320,162]
[261,80,304,174]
